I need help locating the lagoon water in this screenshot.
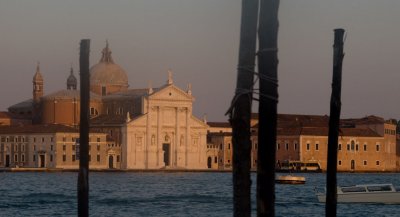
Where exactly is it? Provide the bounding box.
[1,172,400,217]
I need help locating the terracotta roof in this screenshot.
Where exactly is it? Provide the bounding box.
[90,114,127,125]
[0,124,78,134]
[0,112,12,119]
[42,90,102,101]
[102,88,151,100]
[8,99,33,110]
[277,127,381,137]
[207,122,231,128]
[207,132,232,136]
[341,115,385,125]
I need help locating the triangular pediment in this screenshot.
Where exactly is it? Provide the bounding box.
[148,84,193,102]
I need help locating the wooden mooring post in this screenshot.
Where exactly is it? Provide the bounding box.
[257,0,280,216]
[228,0,259,216]
[326,29,345,217]
[78,39,90,217]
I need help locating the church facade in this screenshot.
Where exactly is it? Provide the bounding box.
[5,41,209,170]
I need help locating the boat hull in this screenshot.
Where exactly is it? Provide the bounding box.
[317,192,400,204]
[275,175,306,184]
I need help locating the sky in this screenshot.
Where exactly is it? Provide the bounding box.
[0,0,399,122]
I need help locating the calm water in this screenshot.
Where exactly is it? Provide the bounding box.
[1,172,399,216]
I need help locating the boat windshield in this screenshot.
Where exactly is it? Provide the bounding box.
[366,185,393,192]
[341,186,366,193]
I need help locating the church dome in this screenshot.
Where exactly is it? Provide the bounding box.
[90,42,128,88]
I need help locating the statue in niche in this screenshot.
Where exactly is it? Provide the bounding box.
[180,135,184,146]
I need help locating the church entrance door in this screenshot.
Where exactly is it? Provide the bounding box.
[163,143,170,166]
[109,155,114,169]
[5,155,10,167]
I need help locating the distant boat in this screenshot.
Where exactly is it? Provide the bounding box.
[316,184,400,204]
[275,175,306,184]
[277,160,321,173]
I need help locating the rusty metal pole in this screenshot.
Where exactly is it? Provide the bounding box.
[228,0,259,216]
[326,29,345,217]
[257,0,280,216]
[78,39,90,217]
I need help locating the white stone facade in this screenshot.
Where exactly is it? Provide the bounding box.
[122,84,208,169]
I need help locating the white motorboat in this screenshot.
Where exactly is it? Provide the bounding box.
[316,184,400,204]
[275,175,306,184]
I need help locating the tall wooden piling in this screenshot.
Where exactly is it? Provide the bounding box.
[228,0,259,216]
[257,0,280,216]
[78,39,90,217]
[326,29,345,217]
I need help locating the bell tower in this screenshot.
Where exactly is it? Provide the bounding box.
[33,62,44,102]
[32,62,43,124]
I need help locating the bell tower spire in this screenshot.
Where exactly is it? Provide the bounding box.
[33,62,44,102]
[67,65,77,90]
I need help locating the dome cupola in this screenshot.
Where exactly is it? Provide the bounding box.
[67,67,77,90]
[89,41,129,96]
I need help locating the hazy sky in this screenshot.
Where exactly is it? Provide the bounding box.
[0,0,399,122]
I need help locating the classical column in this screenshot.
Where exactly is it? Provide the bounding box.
[185,107,190,166]
[157,106,161,166]
[146,104,151,169]
[175,107,180,167]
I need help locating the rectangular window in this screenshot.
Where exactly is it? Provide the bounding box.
[72,155,76,162]
[376,144,380,151]
[72,145,75,151]
[14,144,18,152]
[306,143,310,151]
[338,144,342,151]
[42,137,45,142]
[277,143,280,150]
[315,143,319,151]
[363,160,367,166]
[63,145,66,151]
[14,154,18,162]
[63,155,66,162]
[347,144,350,151]
[50,145,53,151]
[376,161,380,166]
[294,143,298,150]
[33,137,36,142]
[338,160,341,165]
[285,143,289,150]
[97,154,100,162]
[228,143,231,149]
[21,154,25,162]
[356,144,359,151]
[117,155,120,162]
[364,144,367,151]
[97,137,101,142]
[50,155,53,162]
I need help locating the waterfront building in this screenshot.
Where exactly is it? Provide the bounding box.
[5,41,208,170]
[207,114,399,172]
[0,124,117,169]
